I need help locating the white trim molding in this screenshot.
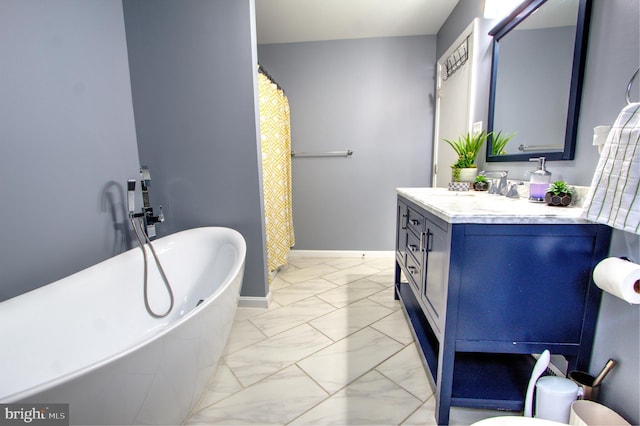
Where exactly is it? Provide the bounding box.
[289,250,394,258]
[238,290,272,308]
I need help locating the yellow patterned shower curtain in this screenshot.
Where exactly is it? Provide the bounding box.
[258,70,295,277]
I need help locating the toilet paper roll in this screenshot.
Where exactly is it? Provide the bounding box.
[593,257,640,304]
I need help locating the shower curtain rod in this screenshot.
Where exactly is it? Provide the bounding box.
[258,64,285,94]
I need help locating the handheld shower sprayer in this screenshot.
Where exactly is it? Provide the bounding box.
[127,179,136,215]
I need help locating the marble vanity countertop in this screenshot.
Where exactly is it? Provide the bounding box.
[397,187,594,225]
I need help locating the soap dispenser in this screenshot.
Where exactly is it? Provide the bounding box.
[529,157,551,202]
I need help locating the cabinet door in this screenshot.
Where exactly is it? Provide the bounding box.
[423,218,448,330]
[456,225,598,344]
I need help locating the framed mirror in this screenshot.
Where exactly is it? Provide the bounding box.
[486,0,592,162]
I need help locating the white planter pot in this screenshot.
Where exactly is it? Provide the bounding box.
[454,167,478,182]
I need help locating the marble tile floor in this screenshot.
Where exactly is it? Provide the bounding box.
[185,254,513,425]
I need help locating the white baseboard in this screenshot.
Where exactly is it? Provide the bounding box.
[289,249,394,258]
[238,291,272,308]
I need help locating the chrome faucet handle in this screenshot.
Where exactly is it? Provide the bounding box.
[498,175,509,194]
[505,183,520,198]
[144,206,165,225]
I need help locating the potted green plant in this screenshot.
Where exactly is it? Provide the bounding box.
[545,180,573,206]
[444,131,490,182]
[490,131,517,156]
[473,175,489,191]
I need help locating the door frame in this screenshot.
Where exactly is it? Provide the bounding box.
[433,19,481,187]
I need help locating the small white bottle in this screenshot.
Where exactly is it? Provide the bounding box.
[529,157,551,202]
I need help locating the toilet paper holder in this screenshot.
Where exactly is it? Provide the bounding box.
[593,257,640,304]
[619,257,640,295]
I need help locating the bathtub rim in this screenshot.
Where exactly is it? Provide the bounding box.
[1,226,246,403]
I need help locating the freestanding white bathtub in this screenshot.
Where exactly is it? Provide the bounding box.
[0,227,246,425]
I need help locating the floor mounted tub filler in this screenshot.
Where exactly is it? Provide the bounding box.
[0,227,246,425]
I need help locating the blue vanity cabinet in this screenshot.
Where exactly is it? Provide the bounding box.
[394,194,612,425]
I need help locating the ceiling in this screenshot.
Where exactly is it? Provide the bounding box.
[255,0,461,44]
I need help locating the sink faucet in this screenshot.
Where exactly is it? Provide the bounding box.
[481,171,508,195]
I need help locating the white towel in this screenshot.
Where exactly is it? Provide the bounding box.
[581,102,640,234]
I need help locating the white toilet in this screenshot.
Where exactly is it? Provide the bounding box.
[471,401,631,426]
[569,400,630,426]
[471,416,566,426]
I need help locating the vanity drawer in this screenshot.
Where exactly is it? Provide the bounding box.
[405,249,422,292]
[407,206,426,236]
[406,228,424,260]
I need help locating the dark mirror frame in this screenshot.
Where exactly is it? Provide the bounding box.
[486,0,592,162]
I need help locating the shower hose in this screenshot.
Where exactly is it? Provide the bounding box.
[129,215,174,318]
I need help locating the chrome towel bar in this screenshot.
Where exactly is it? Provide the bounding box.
[291,150,353,157]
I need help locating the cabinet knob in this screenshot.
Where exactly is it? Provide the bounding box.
[409,245,418,252]
[408,266,418,274]
[410,219,420,226]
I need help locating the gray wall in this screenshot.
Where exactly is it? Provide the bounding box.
[438,0,639,423]
[258,36,436,250]
[0,0,141,302]
[437,0,485,60]
[122,0,268,299]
